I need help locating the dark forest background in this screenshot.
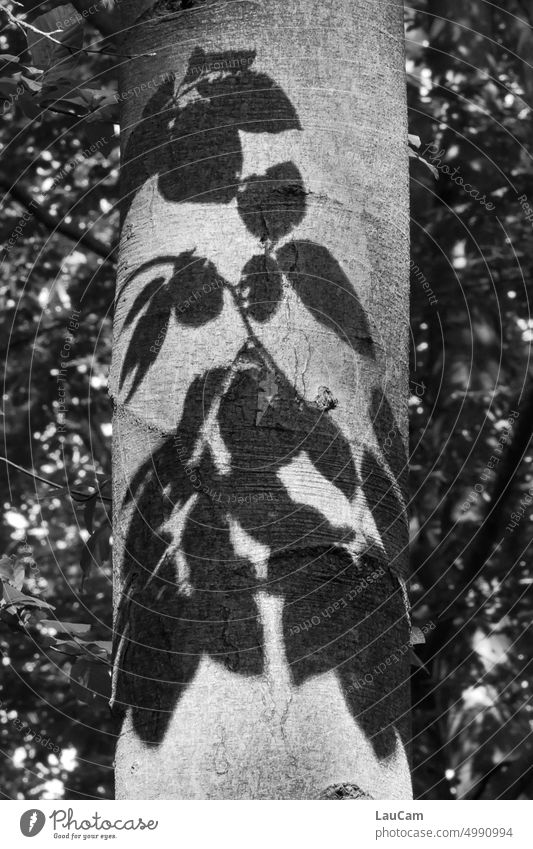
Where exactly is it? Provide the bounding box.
[1,0,533,800]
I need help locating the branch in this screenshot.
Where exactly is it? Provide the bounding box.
[455,383,533,597]
[417,384,533,602]
[6,2,148,57]
[4,7,63,43]
[419,384,533,670]
[0,456,112,503]
[7,0,122,42]
[0,176,117,265]
[0,320,63,357]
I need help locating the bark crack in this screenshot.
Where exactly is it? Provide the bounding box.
[136,0,211,24]
[319,783,374,800]
[111,400,174,439]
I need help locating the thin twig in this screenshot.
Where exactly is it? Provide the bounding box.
[0,456,112,503]
[0,175,117,265]
[5,8,155,60]
[4,8,63,44]
[83,46,157,59]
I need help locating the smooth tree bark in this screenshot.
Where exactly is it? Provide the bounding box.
[110,0,411,799]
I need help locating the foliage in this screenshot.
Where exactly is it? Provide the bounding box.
[407,0,533,799]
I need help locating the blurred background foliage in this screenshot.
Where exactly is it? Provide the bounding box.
[0,0,532,800]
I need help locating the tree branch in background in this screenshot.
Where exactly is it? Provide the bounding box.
[0,175,117,265]
[454,383,533,598]
[411,385,533,799]
[416,383,533,604]
[0,456,112,503]
[4,5,63,44]
[416,383,533,679]
[0,321,62,356]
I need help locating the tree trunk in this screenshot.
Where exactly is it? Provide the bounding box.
[110,0,411,800]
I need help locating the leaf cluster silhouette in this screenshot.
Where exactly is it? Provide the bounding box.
[114,50,409,759]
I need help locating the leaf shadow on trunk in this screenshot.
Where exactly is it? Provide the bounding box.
[120,48,301,225]
[114,347,409,761]
[114,48,409,765]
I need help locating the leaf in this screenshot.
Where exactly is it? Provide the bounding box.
[85,640,112,658]
[119,254,227,402]
[69,656,111,706]
[410,626,426,646]
[80,523,112,585]
[360,447,408,577]
[171,254,225,327]
[123,275,167,331]
[409,147,439,179]
[238,254,283,322]
[21,76,42,93]
[369,388,408,502]
[39,78,75,97]
[11,559,25,590]
[41,620,93,638]
[158,98,243,205]
[196,66,302,134]
[85,97,119,124]
[0,79,21,97]
[408,133,421,148]
[0,555,14,582]
[42,87,103,115]
[157,59,304,205]
[80,532,98,583]
[50,634,112,661]
[119,280,172,402]
[237,162,306,243]
[116,348,362,742]
[39,84,91,115]
[133,54,300,207]
[94,525,111,566]
[84,496,96,534]
[26,24,57,72]
[47,95,88,112]
[0,54,22,65]
[410,648,429,672]
[276,240,374,354]
[19,95,42,119]
[27,5,83,92]
[51,639,84,656]
[76,88,106,107]
[0,581,54,612]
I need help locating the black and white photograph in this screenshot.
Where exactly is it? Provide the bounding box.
[0,0,532,842]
